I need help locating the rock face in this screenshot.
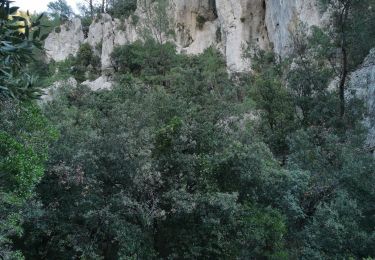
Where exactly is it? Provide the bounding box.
[44,18,84,61]
[170,0,322,71]
[44,0,322,72]
[171,0,219,54]
[82,76,113,91]
[265,0,321,56]
[214,0,269,71]
[349,49,375,153]
[40,77,78,102]
[86,14,136,70]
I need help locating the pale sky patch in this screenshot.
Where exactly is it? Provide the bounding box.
[14,0,83,14]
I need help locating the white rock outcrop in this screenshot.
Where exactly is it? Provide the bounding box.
[215,0,269,71]
[44,18,84,61]
[82,76,113,91]
[349,49,375,153]
[170,1,219,52]
[265,0,322,56]
[44,0,322,72]
[40,77,78,103]
[86,14,136,70]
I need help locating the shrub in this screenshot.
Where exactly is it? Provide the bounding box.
[111,40,177,85]
[76,43,95,67]
[54,26,61,33]
[72,43,101,82]
[131,14,139,26]
[107,0,137,19]
[196,15,207,29]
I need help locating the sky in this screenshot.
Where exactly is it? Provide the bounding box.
[14,0,83,14]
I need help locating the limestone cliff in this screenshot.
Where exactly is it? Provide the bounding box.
[44,0,322,72]
[349,49,375,154]
[265,0,321,56]
[44,17,84,61]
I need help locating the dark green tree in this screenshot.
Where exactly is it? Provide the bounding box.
[0,102,56,259]
[0,0,46,99]
[19,41,297,259]
[47,0,74,19]
[107,0,137,18]
[0,0,47,100]
[319,0,375,116]
[249,49,295,160]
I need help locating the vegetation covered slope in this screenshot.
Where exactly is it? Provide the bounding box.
[1,0,375,259]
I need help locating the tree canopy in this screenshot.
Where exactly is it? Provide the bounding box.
[1,0,375,258]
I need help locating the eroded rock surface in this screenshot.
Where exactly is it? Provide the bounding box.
[40,77,77,103]
[44,18,84,61]
[82,76,113,91]
[265,0,321,56]
[349,49,375,153]
[44,0,322,72]
[86,14,135,70]
[215,0,269,71]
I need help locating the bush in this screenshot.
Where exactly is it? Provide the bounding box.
[0,101,56,259]
[111,40,178,85]
[54,26,61,33]
[107,0,137,19]
[131,14,139,26]
[196,15,207,29]
[72,43,101,82]
[0,0,45,100]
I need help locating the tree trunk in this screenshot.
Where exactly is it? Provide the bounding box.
[338,2,350,117]
[90,0,93,18]
[339,46,348,117]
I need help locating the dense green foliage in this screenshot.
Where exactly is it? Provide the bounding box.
[73,43,101,82]
[0,102,56,259]
[0,0,46,100]
[18,44,292,259]
[2,0,375,258]
[107,0,137,19]
[13,38,375,258]
[0,2,56,258]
